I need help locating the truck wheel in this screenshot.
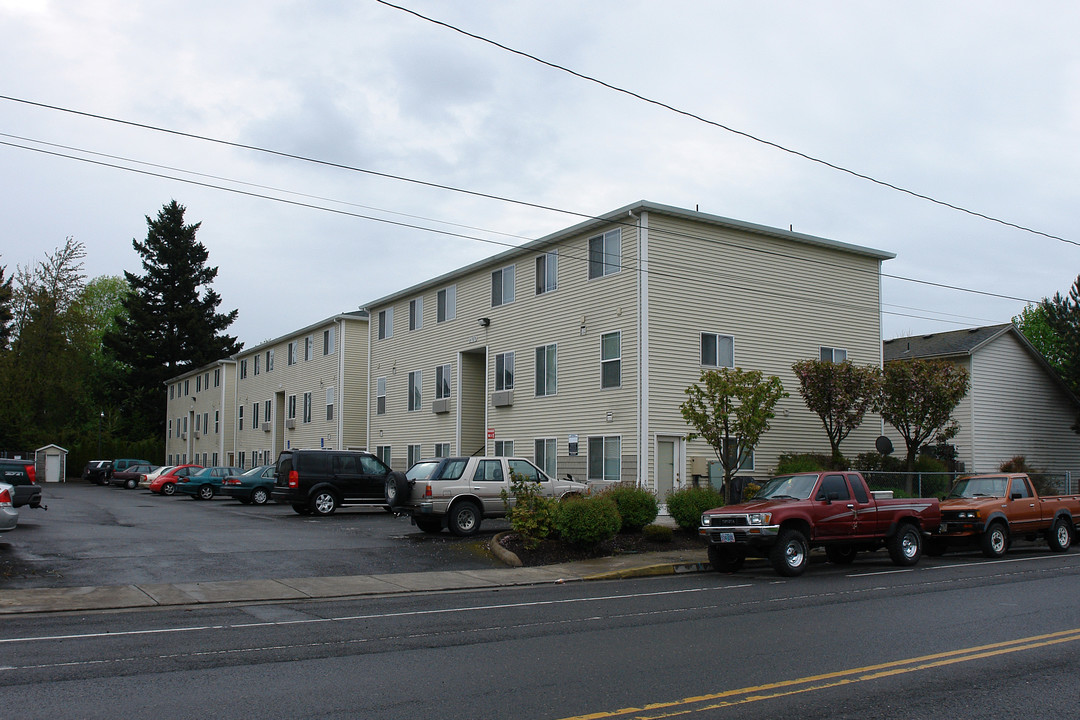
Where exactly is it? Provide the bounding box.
[1047,517,1073,552]
[448,501,482,537]
[981,522,1008,558]
[825,544,858,565]
[384,471,409,508]
[770,529,809,576]
[887,523,922,566]
[708,545,745,573]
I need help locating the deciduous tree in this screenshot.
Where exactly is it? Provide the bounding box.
[878,359,969,474]
[791,359,881,465]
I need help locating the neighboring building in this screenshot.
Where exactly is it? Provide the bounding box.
[164,360,236,467]
[232,311,369,469]
[884,324,1080,479]
[364,201,894,501]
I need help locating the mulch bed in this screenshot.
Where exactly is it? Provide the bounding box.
[496,529,706,567]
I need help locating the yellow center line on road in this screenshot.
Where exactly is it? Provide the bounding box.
[555,627,1080,720]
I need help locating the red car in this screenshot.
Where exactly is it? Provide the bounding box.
[149,465,203,496]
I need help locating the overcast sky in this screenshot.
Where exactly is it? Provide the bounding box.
[3,1,1078,349]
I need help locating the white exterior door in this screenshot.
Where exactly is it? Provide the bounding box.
[656,436,684,504]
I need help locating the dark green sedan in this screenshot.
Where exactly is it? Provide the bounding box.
[221,465,277,505]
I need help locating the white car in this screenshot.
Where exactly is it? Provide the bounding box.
[0,481,19,532]
[139,465,175,488]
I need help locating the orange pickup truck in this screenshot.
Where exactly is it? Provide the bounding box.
[935,473,1079,557]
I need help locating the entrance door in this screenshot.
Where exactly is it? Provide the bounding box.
[656,436,683,504]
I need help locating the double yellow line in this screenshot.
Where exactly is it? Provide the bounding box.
[558,627,1080,719]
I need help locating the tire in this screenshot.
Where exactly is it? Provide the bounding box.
[1047,516,1073,552]
[415,517,443,534]
[309,490,338,516]
[124,477,138,490]
[292,503,311,515]
[825,544,858,565]
[708,544,745,573]
[384,472,409,508]
[769,528,809,577]
[981,522,1009,558]
[448,501,482,537]
[161,482,176,496]
[197,485,215,500]
[251,487,269,506]
[887,523,922,566]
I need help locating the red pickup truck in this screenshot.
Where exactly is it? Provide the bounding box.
[699,471,941,576]
[934,473,1079,557]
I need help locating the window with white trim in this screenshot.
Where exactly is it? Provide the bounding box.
[534,438,557,477]
[376,445,392,465]
[323,327,335,355]
[535,344,557,397]
[251,403,258,430]
[491,265,515,306]
[407,444,422,467]
[408,370,422,411]
[196,375,202,392]
[601,331,621,389]
[266,349,274,372]
[214,410,219,434]
[588,229,621,279]
[588,436,621,482]
[434,442,451,458]
[495,351,514,391]
[287,394,296,420]
[723,438,755,471]
[409,297,423,331]
[326,387,334,422]
[494,440,514,457]
[238,405,244,431]
[701,333,735,368]
[240,359,247,379]
[378,308,393,340]
[288,341,297,365]
[264,400,271,424]
[820,346,848,363]
[437,285,456,322]
[254,354,260,376]
[303,392,312,424]
[376,377,386,415]
[535,250,557,294]
[435,364,451,400]
[304,336,313,361]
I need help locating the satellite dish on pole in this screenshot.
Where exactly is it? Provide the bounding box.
[875,436,894,456]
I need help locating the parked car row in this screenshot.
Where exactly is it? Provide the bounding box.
[0,457,47,532]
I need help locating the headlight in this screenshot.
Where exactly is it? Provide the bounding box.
[701,515,713,526]
[747,513,771,525]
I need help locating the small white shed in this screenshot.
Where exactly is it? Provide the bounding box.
[35,444,69,483]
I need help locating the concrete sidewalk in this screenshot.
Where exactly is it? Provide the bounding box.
[0,547,712,615]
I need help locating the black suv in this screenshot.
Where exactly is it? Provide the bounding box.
[82,460,113,485]
[272,449,404,516]
[0,458,44,509]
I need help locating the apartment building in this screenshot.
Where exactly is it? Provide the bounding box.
[164,359,236,467]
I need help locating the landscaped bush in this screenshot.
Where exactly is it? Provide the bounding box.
[602,484,659,532]
[776,452,841,473]
[500,472,559,550]
[666,486,725,532]
[555,496,621,546]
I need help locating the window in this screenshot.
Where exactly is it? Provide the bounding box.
[252,403,259,429]
[820,347,848,363]
[701,333,735,368]
[238,405,244,431]
[435,364,451,400]
[239,359,248,379]
[196,375,202,392]
[588,229,621,279]
[266,349,274,372]
[254,354,260,376]
[473,460,503,482]
[491,265,515,306]
[495,351,514,391]
[324,327,335,355]
[288,341,297,365]
[264,400,271,424]
[376,446,392,465]
[601,332,621,389]
[409,297,423,331]
[437,285,456,322]
[214,410,219,434]
[434,442,451,458]
[378,308,393,339]
[376,377,386,415]
[212,452,218,467]
[508,459,544,482]
[182,416,188,434]
[723,438,755,471]
[817,474,850,501]
[408,371,422,411]
[494,440,514,457]
[168,419,173,438]
[588,436,621,482]
[535,344,557,397]
[214,368,220,387]
[847,474,869,503]
[287,394,296,420]
[195,413,201,433]
[169,384,174,400]
[204,372,209,389]
[303,392,312,424]
[184,379,189,395]
[304,336,313,361]
[326,387,335,422]
[535,250,558,294]
[407,444,422,467]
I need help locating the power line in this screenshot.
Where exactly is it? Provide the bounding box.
[374,0,1079,250]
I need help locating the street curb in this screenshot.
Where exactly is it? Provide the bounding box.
[583,560,712,581]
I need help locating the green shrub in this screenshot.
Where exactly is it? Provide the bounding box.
[776,452,842,473]
[642,523,673,543]
[602,484,659,532]
[500,472,559,550]
[555,496,621,546]
[666,486,725,531]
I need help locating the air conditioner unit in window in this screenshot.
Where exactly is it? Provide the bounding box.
[491,390,514,407]
[194,432,200,439]
[431,398,450,414]
[181,432,187,440]
[261,422,271,432]
[285,419,296,430]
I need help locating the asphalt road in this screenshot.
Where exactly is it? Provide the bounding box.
[1,547,1078,718]
[0,482,508,588]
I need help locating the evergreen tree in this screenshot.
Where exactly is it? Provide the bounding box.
[105,200,241,438]
[1040,275,1080,397]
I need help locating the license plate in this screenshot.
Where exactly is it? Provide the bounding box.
[720,532,735,543]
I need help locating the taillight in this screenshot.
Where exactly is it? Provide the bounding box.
[424,483,432,498]
[0,488,10,505]
[288,470,298,488]
[25,464,36,484]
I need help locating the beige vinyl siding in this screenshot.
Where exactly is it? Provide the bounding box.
[644,213,885,485]
[341,317,369,450]
[970,333,1080,476]
[164,360,235,466]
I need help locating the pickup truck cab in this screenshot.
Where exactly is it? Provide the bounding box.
[936,473,1079,557]
[391,456,588,537]
[699,471,941,576]
[0,458,44,510]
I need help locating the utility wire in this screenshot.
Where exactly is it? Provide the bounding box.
[374,0,1079,249]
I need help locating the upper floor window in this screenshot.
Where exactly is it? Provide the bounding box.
[437,286,456,323]
[435,363,451,400]
[214,368,220,387]
[408,370,422,411]
[601,332,621,389]
[266,349,274,372]
[409,297,423,331]
[495,351,515,391]
[184,379,189,395]
[238,405,244,431]
[288,341,297,365]
[254,354,261,376]
[535,344,557,397]
[304,336,313,361]
[701,333,734,368]
[378,308,394,340]
[820,347,847,363]
[287,394,296,420]
[239,359,248,379]
[376,377,387,415]
[323,327,335,355]
[535,250,558,294]
[326,387,335,422]
[303,392,312,423]
[196,375,202,392]
[491,265,515,307]
[588,229,621,279]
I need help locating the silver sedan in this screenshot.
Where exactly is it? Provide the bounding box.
[0,481,19,532]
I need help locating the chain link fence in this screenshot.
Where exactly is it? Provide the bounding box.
[862,471,1076,498]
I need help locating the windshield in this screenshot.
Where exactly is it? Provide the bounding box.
[949,476,1008,498]
[241,466,266,477]
[754,474,820,500]
[406,461,442,481]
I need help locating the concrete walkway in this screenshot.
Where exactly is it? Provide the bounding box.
[0,547,712,615]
